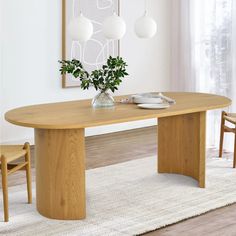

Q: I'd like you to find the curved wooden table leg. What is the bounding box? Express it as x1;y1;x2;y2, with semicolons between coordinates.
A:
35;128;86;220
158;112;206;188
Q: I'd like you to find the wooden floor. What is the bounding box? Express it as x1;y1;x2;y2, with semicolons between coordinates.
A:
1;126;236;235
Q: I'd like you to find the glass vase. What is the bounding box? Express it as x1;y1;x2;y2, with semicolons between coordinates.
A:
92;90;115;108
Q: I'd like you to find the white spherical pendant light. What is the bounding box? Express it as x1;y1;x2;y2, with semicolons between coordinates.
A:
135;14;157;39
68;13;93;43
102;13;126;40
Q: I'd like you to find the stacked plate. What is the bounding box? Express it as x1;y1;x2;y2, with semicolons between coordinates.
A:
132;93;174;109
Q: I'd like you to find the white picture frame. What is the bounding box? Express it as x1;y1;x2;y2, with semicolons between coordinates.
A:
62;0;120;88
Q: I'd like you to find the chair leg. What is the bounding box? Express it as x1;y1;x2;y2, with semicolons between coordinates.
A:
234;132;236;168
23;143;32;204
1;155;9;222
219;111;225;157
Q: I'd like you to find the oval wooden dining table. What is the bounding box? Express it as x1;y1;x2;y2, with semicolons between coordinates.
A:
5;92;231;220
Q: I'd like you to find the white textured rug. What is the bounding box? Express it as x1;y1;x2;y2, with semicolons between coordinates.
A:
1;154;236;236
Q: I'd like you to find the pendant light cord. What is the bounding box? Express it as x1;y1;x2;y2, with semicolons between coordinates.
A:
145;0;147;15
112;0;115;14
79;0;82;15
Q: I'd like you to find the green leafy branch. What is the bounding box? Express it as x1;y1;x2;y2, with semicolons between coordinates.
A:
59;56;129;93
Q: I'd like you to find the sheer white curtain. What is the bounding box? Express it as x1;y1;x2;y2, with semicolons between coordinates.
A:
171;0;236;151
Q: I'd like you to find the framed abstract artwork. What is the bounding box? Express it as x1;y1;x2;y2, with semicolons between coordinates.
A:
62;0;120;88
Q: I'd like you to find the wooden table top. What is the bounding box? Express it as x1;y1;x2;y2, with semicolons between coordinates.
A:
5;92;231;129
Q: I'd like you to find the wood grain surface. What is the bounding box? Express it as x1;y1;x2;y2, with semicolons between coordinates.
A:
5;92;231;129
35;128;86;220
158;112;206;187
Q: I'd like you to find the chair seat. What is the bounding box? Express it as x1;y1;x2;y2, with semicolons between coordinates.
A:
224;113;236;124
0;145;27;163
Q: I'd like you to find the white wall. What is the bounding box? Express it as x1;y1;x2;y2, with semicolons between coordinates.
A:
0;0;171;144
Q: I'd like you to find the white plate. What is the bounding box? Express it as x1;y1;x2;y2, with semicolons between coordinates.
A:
138;103;170;109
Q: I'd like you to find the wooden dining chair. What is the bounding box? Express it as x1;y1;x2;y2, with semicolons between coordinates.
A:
219;111;236;168
0;142;32;222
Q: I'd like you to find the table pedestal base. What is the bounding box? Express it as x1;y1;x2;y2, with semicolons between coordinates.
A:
35;128;86;220
158;112;206;188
